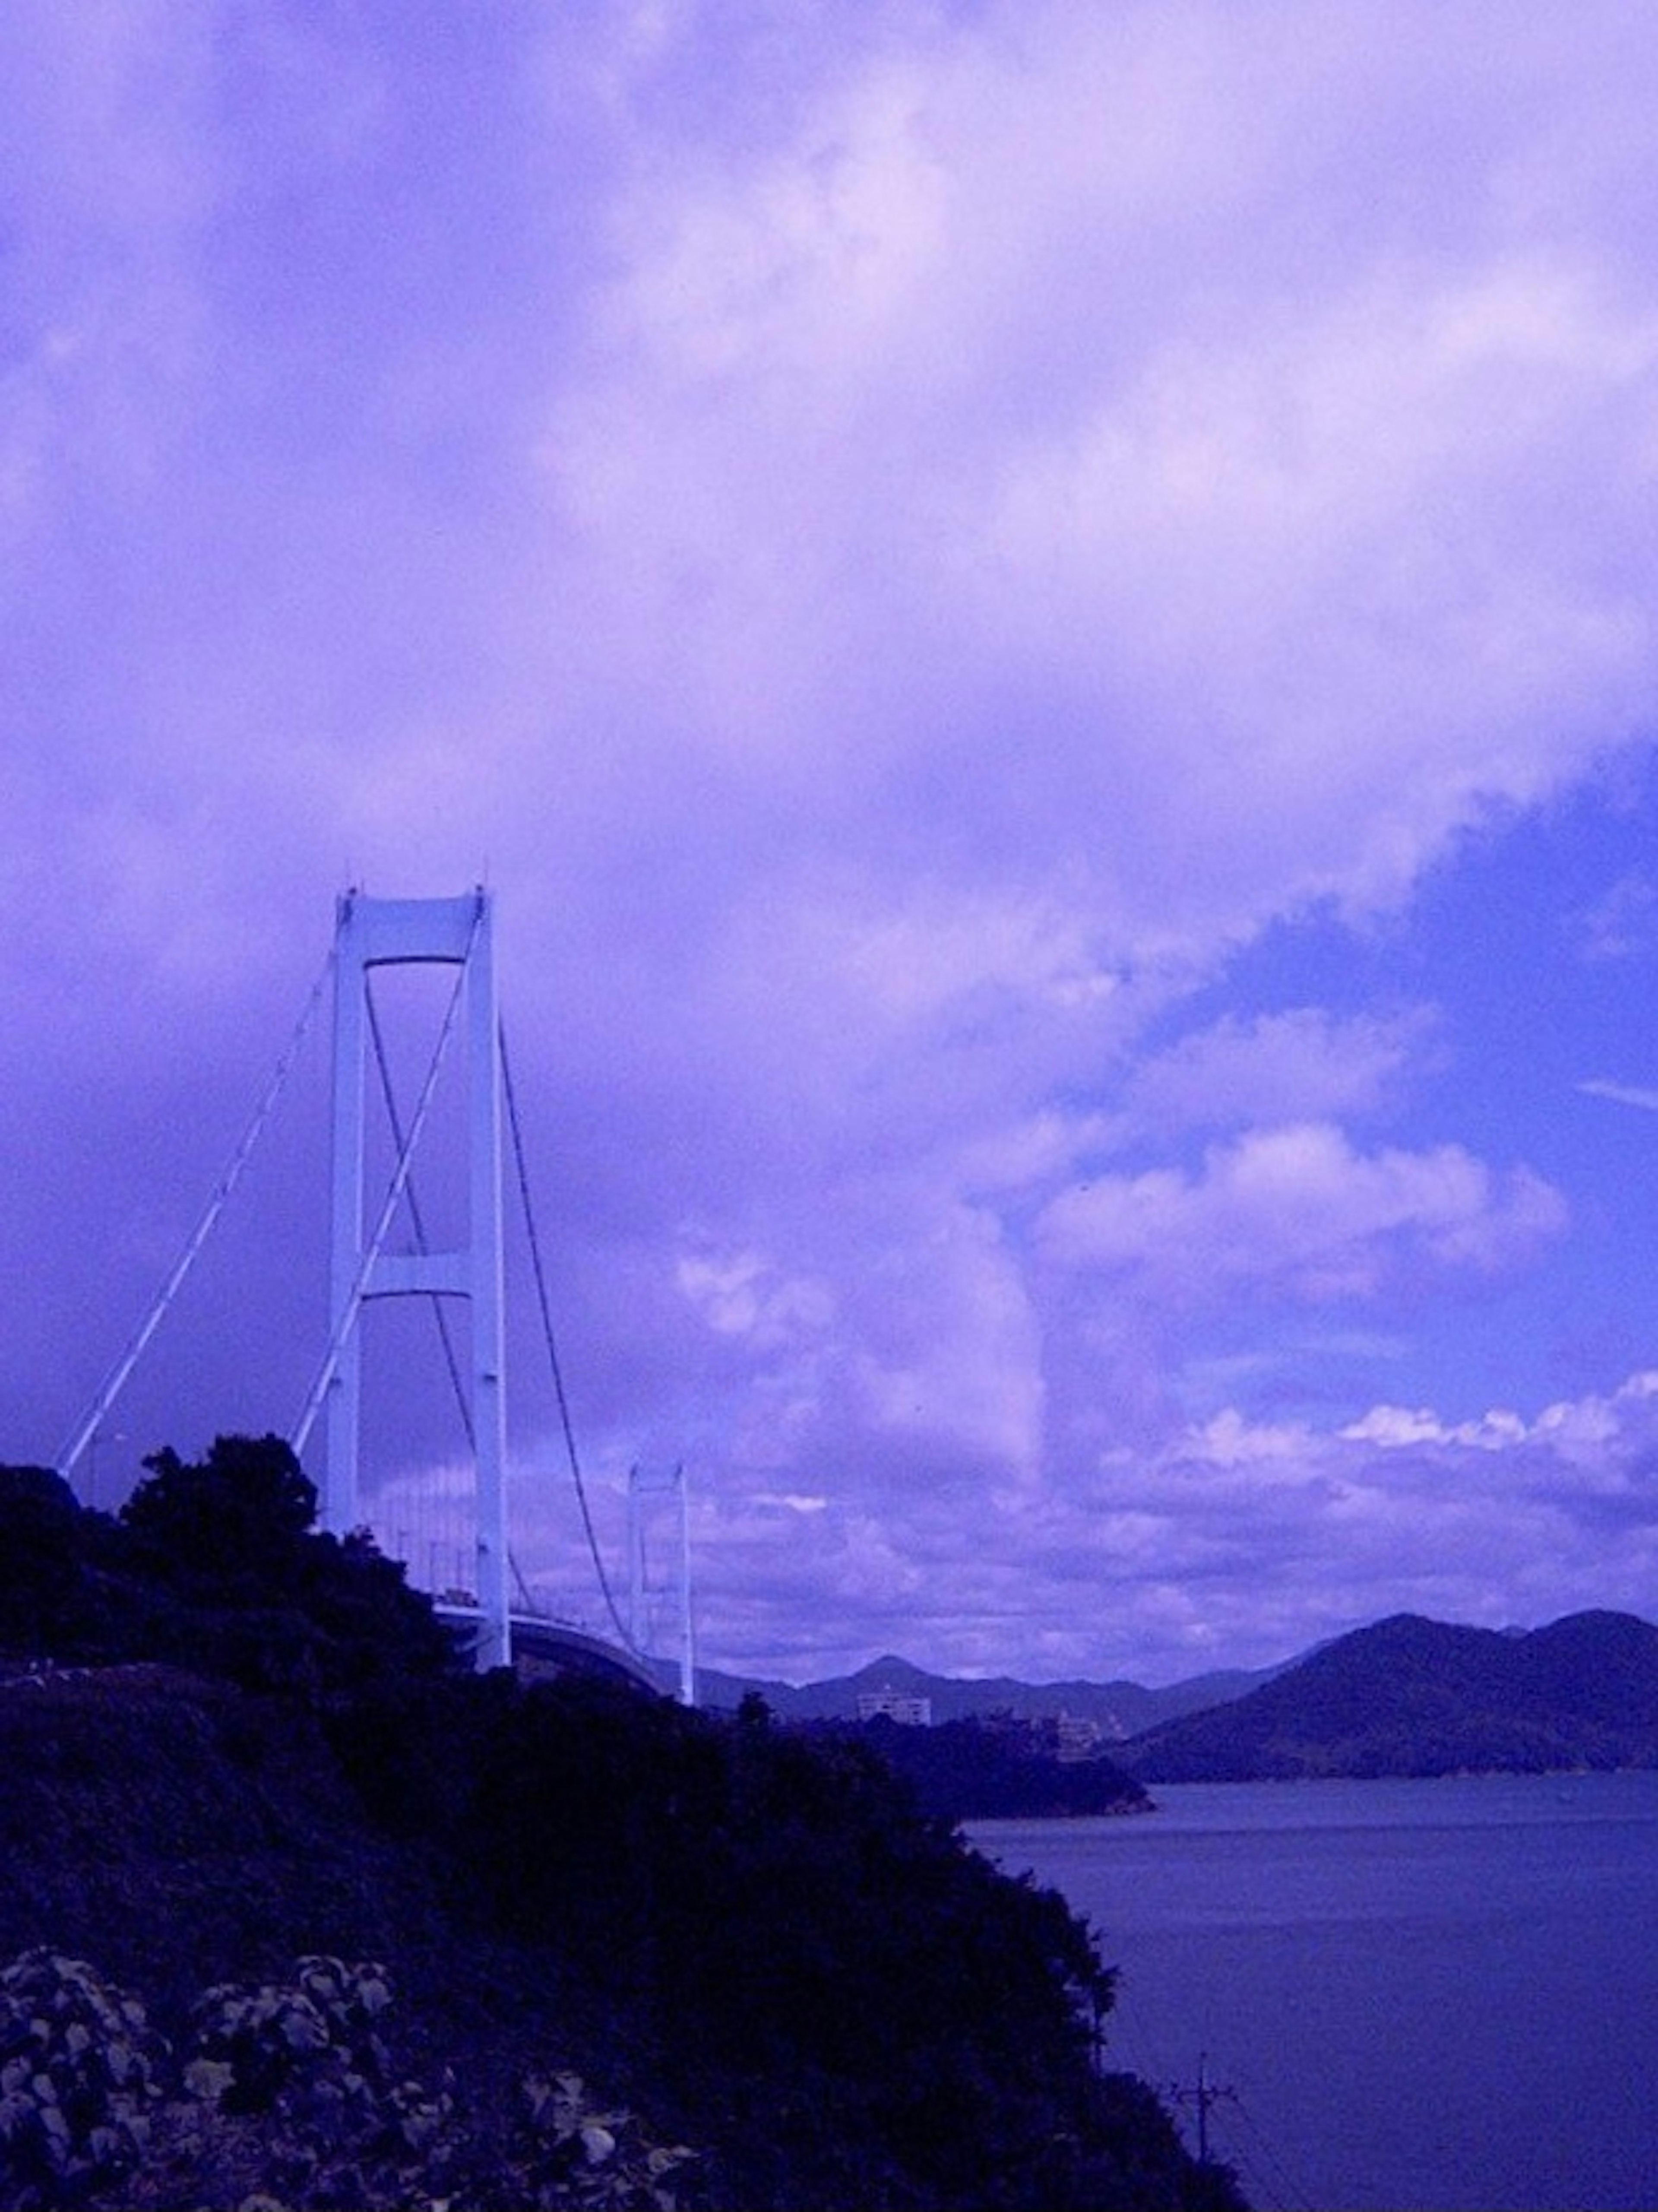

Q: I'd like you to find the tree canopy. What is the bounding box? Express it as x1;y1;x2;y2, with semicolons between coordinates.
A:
0;1435;458;1695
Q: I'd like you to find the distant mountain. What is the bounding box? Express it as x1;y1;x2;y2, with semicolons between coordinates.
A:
677;1649;1283;1736
1119;1610;1658;1782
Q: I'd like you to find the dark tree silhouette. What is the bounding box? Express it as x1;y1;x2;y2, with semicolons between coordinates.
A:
121;1432;317;1578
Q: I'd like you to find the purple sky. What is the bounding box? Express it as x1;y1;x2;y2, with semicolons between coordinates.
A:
9;3;1658;1684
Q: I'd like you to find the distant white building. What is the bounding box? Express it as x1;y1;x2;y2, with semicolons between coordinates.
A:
1054;1711;1103;1762
857;1683;933;1727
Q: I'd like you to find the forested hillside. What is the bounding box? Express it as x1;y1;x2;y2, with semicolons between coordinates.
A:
1123;1609;1658;1781
820;1711;1152;1819
690;1652;1276;1735
0;1442;1241;2212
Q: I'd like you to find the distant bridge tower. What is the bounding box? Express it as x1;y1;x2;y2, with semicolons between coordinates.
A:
629;1462;695;1705
299;890;510;1672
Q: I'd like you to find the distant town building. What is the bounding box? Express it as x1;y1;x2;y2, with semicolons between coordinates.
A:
857;1683;933;1727
1054;1711;1103;1762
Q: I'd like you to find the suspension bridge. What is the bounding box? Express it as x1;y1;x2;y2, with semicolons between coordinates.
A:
54;889;693;1699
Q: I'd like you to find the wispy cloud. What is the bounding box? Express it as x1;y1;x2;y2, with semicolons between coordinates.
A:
1579;1080;1658;1113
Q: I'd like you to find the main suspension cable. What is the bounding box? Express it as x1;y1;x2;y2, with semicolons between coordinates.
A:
344;969;535;1611
365;988;534;1608
499;1020;634;1649
57;947;335;1480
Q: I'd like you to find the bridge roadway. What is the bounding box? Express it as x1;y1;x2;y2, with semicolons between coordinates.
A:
434;1604;664;1694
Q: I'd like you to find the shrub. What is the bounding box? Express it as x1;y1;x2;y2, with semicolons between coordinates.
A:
0;1950;167;2206
188;1955;396;2122
0;1948;702;2212
500;2070;697;2211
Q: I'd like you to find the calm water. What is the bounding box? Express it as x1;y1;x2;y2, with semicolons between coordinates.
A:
972;1773;1658;2212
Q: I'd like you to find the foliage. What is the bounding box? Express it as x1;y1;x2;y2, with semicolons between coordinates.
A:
174;1954;459;2208
0;1950;167;2207
0;1473;84;1657
121;1436;318;1580
841;1711;1152;1819
0;1949;699;2212
501;2070;697;2211
0;1436;1243;2209
189;1955;397;2119
0;1439;460;1697
1124;1608;1658;1781
462;1675;1179;2207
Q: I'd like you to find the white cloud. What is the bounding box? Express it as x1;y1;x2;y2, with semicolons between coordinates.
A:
1579;1079;1658;1114
543;3;1658;956
676;1244;834;1350
9;3;1658;1681
1038;1123;1566;1305
1117;1008;1430;1139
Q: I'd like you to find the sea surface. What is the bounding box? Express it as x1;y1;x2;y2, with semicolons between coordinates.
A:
971;1772;1658;2212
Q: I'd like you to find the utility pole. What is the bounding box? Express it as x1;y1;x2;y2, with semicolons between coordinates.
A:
1169;2054;1236;2166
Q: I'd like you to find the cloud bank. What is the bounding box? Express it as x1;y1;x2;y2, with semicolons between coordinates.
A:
6;2;1658;1678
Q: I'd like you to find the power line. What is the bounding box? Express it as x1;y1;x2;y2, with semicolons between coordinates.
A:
1226;2092;1320;2212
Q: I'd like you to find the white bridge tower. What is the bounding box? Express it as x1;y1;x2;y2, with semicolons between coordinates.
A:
304;889;511;1671
629;1461;696;1706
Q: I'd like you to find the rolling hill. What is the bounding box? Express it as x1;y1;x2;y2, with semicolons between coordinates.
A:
683;1649;1281;1735
1119;1609;1658;1781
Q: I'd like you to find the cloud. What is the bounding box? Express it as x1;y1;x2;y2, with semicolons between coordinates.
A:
1114;1008;1431;1141
1038;1124;1566;1306
1579;1079;1658;1114
541;2;1658;953
6;3;1658;1681
1574;874;1658;963
536;1366;1658;1683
